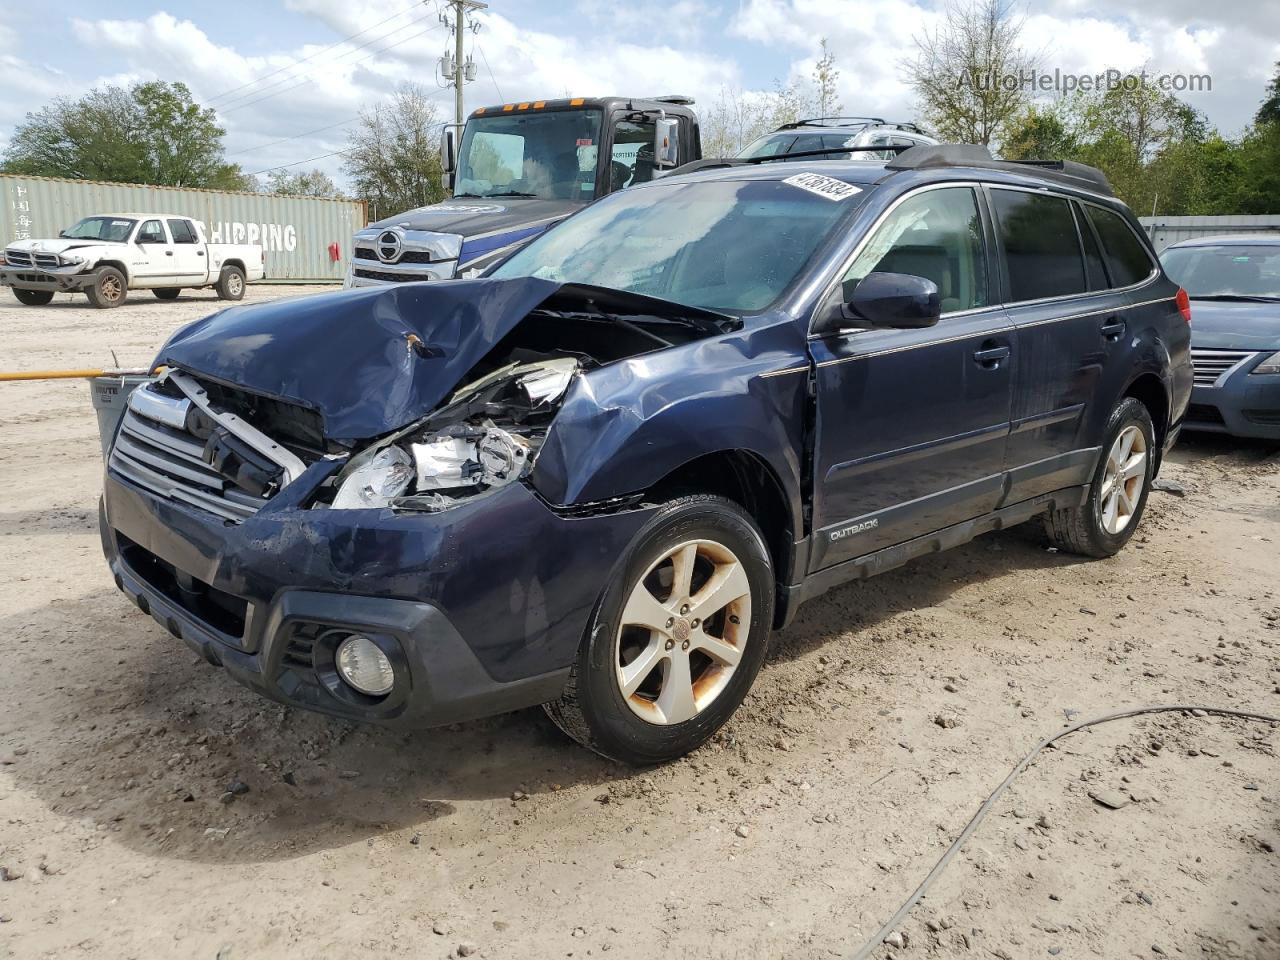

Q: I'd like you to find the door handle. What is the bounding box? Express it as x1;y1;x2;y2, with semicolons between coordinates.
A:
1100;317;1126;341
165;250;173;256
973;344;1011;369
196;251;205;257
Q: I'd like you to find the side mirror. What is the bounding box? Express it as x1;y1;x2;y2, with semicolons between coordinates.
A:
847;272;940;329
439;124;461;191
653;116;679;168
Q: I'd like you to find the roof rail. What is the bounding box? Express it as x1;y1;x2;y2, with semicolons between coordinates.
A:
885;144;1114;196
666;144;912;178
648;94;695;105
777;116;886;130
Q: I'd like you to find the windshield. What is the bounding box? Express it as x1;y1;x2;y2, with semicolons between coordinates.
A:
63;216;135;242
455;110;603;202
491;178;863;312
1161;244;1280;299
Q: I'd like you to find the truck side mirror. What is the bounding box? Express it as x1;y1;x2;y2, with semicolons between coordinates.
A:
653;117;679;169
440;124;461;191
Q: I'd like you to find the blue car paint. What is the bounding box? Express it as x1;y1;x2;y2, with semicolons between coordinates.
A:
101;158;1192;730
1182;300;1280;440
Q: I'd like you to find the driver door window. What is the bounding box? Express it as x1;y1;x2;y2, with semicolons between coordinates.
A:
607;120;657;194
842;187;988;315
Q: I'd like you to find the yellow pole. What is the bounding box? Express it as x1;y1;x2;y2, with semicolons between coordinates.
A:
0;368;157;382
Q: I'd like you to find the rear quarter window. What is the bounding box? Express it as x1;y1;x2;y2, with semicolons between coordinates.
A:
992;190;1086;302
1085;205;1155;288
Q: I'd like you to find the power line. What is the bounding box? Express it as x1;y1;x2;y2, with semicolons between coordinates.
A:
476;43;503;103
226;117;361;157
219;22;443;116
246;150;347;177
215;11;441;112
206;4;424;105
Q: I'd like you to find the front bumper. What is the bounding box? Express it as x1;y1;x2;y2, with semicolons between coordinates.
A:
1184;362;1280;440
0;266;92;291
101;461;654;727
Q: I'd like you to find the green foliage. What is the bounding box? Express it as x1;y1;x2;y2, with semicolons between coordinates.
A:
261;167;343;198
2;81;249;189
342;82;445;221
1258;62;1280;127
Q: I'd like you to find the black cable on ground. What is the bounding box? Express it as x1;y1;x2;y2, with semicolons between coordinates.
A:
849;704;1280;960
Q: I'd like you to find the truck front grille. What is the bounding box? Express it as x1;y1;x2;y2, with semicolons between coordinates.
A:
3;249;60;269
4;249;33;267
109;409;272;523
1190;348;1256;387
354;267;426;283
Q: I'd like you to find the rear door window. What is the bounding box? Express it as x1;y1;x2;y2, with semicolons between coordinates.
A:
1085;205;1155;288
1073;202;1109;291
167;219;198;244
992;190;1086;302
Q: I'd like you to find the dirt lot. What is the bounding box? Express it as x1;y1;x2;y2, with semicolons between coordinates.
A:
1;284;1277;960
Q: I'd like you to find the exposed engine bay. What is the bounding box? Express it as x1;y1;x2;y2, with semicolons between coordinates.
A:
315;303;726;513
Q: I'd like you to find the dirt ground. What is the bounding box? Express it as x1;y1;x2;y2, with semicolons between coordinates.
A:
0;284;1277;960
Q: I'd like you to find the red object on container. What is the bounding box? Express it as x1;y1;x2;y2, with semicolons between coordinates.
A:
328;242;340;263
1175;287;1191;324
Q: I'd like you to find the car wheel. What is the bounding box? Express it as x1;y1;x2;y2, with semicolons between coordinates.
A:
153;288;181;300
544;495;774;765
215;266;245;301
1045;396;1156;558
85;267;127;309
13;288;54;306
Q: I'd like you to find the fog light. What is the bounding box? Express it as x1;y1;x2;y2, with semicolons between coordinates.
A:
335;635;395;696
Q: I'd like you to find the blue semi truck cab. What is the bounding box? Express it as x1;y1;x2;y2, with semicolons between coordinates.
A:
344;95;701;287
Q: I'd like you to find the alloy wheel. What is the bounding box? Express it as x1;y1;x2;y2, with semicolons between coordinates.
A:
1099;424;1147;535
101;275;122;302
614;539;752;725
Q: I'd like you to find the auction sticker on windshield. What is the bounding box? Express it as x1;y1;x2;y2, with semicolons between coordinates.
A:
782;173;862;202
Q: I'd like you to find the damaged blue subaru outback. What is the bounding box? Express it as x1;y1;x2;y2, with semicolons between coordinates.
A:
101;145;1192;765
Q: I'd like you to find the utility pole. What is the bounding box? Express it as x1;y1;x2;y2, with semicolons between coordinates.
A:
440;0;486;127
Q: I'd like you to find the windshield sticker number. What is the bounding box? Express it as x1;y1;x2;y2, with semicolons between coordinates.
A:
782;173;862;202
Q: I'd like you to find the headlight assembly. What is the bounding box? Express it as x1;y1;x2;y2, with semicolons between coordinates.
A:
331;446;414;509
1252;351;1280;375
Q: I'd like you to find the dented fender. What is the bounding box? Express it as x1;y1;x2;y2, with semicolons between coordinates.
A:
529;314;812;537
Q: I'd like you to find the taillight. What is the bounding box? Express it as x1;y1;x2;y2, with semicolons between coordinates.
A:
1175;287;1191;324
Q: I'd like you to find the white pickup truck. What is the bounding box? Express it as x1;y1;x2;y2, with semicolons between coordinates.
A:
0;214;265;308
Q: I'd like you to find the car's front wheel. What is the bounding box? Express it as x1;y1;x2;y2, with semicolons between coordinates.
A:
545;495;774;765
1045;396;1156;557
85;267;127;309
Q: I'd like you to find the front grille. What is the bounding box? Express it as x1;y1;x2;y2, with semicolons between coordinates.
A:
354;250;433;265
353;268;428;283
109;408;271;523
3;250;60;269
354;246;377;260
1190;348;1256;387
33;252;59;268
1185;403;1225;425
1244;409;1280;425
5;249;33;267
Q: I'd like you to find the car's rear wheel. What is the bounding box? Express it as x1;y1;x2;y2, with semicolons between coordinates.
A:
1045;396;1155;558
215;265;245;301
153;288;181;300
13;288;54;306
85;267;127;309
544;495;774;765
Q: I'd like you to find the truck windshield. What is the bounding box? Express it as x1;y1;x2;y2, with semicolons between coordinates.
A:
491;178;862;312
1161;244;1280;300
63;217;136;242
455;110;602;202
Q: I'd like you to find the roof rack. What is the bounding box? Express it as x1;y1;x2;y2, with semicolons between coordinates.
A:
885;144;1114;196
648;94;695;105
667;144;912;178
778;116;885;130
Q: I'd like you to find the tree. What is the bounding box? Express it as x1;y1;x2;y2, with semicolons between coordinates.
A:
1;81;248;189
907;0;1035;147
261;168;342;198
1257;61;1280;127
813;38;842;118
343;82;445;221
999;103;1079;160
700;87;778;156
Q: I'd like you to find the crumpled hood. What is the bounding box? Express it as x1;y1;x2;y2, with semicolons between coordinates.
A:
1188;300;1280;351
372;197;581;239
158;278;562;443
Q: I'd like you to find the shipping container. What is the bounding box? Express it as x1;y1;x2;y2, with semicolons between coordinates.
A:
1140;214;1280;252
1;174;366;282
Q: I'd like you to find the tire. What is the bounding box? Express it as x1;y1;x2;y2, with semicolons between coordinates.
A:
1045;396;1156;558
13;288;54;306
85;267;127;309
153;288;181;300
215;265;245;301
544;495;775;765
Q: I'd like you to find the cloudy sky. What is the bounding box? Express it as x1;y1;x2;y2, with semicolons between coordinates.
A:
2;0;1276;188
